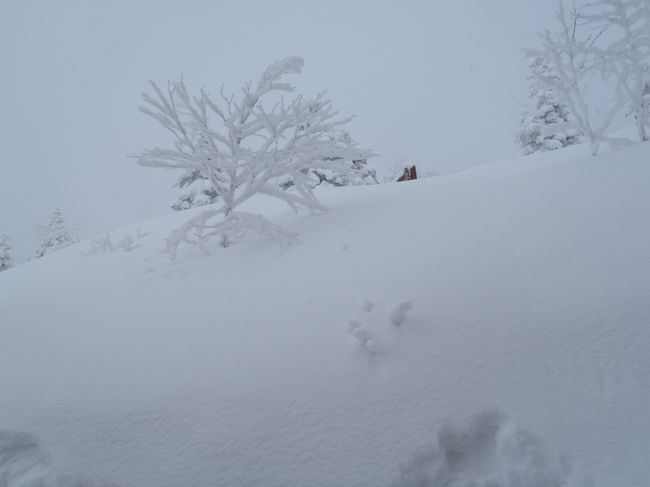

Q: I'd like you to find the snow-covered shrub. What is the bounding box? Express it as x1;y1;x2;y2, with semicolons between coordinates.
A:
392;412;573;487
516;56;583;155
34;209;78;259
0;233;14;272
278;157;378;190
117;234;137;252
85;233;138;256
85;233;114;255
136;56;372;256
171;168;219;211
278;131;377;190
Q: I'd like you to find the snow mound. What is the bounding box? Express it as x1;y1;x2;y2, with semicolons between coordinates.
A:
2;143;650;486
393;412;575;487
389;300;413;326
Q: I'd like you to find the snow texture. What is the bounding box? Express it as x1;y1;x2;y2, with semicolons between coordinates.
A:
392;412;575;487
389;300;413;326
361;298;375;312
1;142;650;486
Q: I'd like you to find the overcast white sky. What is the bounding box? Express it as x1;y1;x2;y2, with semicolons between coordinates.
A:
1;0;555;260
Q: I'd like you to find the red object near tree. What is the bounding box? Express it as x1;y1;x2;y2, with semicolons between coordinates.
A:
397;165;417;182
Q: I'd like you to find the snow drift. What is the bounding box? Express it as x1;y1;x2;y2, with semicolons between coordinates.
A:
1;143;649;486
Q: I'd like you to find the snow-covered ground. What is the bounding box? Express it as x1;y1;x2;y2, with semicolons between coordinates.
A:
1;144;649;486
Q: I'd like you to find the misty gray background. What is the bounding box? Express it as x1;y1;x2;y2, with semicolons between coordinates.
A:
1;0;554;261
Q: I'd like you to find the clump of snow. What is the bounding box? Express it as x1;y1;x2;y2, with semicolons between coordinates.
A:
364;339;380;355
352;326;372;341
347;319;362;334
392;412;574;487
389;300;413;326
361;298;375;312
347;319;378;354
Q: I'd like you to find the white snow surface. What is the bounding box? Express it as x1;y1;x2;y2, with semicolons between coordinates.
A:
1;144;650;486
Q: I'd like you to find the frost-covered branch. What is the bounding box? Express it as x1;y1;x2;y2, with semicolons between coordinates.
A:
136;57;372;256
582;0;650;141
531;0;649;155
533;1;628;155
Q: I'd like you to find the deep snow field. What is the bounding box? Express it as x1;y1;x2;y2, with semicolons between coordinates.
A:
1;144;649;486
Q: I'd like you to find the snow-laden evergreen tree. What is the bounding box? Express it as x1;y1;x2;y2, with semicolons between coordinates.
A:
582;0;650;142
516;56;583;155
0;233;14;271
34;209;78;258
278;131;377;190
137;56;372;255
171;169;219;211
169;132;220;211
172;131;376;211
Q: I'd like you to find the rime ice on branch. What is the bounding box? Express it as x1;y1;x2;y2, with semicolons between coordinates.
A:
136;56;372;256
530;0;649;155
581;0;650;143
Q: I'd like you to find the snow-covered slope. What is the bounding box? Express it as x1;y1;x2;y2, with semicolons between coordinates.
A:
1;144;649;487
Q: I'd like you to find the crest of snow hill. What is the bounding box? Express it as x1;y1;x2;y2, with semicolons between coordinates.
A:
3;0;648;265
134;0;650;259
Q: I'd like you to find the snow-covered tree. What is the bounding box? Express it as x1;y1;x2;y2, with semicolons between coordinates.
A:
173;133;376;211
277;131;377;189
582;0;650;142
171;168;219;211
35;209;78;258
0;233;14;271
136;56;372;255
516;56;584;155
533;1;634;155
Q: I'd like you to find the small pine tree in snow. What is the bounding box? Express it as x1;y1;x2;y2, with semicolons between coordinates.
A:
171;168;219;211
516;56;583;155
173;134;377;211
0;233;14;271
35;209;78;258
278;131;378;190
136;56;372;255
278;157;377;190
